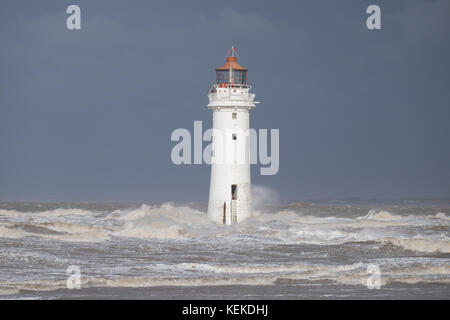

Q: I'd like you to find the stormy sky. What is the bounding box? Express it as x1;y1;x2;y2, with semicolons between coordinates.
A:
1;0;449;202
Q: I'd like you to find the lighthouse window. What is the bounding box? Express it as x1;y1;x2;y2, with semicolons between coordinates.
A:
216;70;229;84
232;113;237;119
217;70;247;84
232;134;237;140
231;185;238;200
232;70;247;85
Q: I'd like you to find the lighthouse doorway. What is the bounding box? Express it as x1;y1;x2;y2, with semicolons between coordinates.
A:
231;184;238;200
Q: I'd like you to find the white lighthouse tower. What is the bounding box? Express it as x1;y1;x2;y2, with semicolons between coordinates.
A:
207;47;258;225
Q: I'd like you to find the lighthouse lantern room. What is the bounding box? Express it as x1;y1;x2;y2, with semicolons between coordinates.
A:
207;47;258;225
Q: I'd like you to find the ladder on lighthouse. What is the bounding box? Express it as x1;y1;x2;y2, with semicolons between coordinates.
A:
231;200;237;224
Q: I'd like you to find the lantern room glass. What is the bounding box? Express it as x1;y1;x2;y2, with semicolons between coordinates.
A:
216;70;247;85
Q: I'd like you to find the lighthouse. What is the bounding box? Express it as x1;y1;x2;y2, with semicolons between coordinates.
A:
207;47;258;225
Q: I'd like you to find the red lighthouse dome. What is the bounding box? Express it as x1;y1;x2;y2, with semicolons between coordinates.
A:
216;47;247;86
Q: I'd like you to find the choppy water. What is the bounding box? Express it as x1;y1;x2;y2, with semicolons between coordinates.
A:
0;200;449;299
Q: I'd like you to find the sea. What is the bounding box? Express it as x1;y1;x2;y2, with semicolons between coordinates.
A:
0;199;449;299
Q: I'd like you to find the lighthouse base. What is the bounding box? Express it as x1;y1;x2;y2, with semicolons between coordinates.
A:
207;182;252;225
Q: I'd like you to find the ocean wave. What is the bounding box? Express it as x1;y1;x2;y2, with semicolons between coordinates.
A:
435;212;450;220
0;204;448;246
0;221;111;242
358;210;403;221
382;237;450;253
0;225;28;239
0;208;96;218
1;261;448;295
0;250;71;268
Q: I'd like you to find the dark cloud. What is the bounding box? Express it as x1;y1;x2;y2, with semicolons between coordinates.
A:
0;0;449;202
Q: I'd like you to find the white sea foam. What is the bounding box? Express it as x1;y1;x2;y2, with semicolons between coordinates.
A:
0;225;28;239
1;202;448;299
116;222;187;239
0;260;448;295
0;208;95;218
435;212;450;220
382;237;450;253
0;204;448;249
358;209;403;221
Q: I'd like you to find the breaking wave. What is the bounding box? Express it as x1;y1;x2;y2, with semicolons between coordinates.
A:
0;204;448;253
1;260;448;295
0;201;449;298
359;210;403;221
382;237;450;253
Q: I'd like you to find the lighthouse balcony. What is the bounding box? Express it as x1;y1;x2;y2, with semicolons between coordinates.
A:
207;84;256;108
